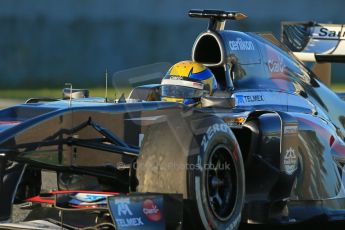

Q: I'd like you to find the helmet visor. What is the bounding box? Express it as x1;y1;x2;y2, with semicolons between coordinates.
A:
161;85;206;99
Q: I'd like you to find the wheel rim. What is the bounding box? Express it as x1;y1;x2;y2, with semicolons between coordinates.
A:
206;145;237;221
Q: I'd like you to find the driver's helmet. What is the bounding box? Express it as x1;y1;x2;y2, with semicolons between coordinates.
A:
161;61;217;106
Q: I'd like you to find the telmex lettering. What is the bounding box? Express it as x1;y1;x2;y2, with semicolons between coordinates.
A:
244;95;264;103
318;27;345;38
236;95;264;104
229;38;255;51
117;218;144;227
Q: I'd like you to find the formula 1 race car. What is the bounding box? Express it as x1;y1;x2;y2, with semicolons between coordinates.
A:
1;9;345;230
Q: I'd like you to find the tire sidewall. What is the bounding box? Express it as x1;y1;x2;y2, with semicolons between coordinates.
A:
192;122;245;230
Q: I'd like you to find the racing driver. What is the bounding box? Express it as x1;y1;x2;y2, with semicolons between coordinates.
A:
161;60;218;106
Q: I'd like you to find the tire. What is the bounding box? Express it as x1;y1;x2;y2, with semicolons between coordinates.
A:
136;115;245;230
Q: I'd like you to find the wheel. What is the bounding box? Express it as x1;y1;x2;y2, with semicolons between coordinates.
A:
136;114;245;230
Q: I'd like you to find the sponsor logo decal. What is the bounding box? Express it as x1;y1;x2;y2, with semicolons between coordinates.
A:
283;147;298;175
236;95;264;104
142;199;162;221
244;95;264;103
116;199;133;216
284;125;298;134
201;123;231;152
265;44;289;84
236;95;245;104
115;198;144;227
116;217;144;227
169;75;183;80
229;38;255;51
268;56;286;73
318;27;345;38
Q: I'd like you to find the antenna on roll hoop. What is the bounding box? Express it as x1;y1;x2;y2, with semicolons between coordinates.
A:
105;68;108;102
188;9;247;31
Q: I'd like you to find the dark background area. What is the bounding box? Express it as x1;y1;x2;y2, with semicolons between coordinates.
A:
1;0;345;88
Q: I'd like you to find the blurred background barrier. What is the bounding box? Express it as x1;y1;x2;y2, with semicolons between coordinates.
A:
0;0;345;89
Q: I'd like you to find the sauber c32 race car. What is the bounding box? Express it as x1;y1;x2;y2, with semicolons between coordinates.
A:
1;9;345;230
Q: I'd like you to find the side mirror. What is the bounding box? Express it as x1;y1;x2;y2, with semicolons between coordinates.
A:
128;84;161;101
201;96;235;108
62;88;89;100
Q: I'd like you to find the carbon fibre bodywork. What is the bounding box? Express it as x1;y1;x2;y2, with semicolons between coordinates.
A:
1;9;345;229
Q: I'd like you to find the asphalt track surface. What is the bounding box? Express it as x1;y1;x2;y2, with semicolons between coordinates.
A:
2;100;345;229
12;171;58;222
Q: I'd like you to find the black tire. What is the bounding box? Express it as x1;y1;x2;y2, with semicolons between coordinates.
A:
136;115;245;230
189;125;245;230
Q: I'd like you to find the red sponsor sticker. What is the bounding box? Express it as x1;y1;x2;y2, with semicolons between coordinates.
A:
142;199;162;221
0;121;21;124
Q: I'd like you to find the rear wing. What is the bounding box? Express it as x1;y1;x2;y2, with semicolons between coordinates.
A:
281;22;345;85
282;22;345;62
